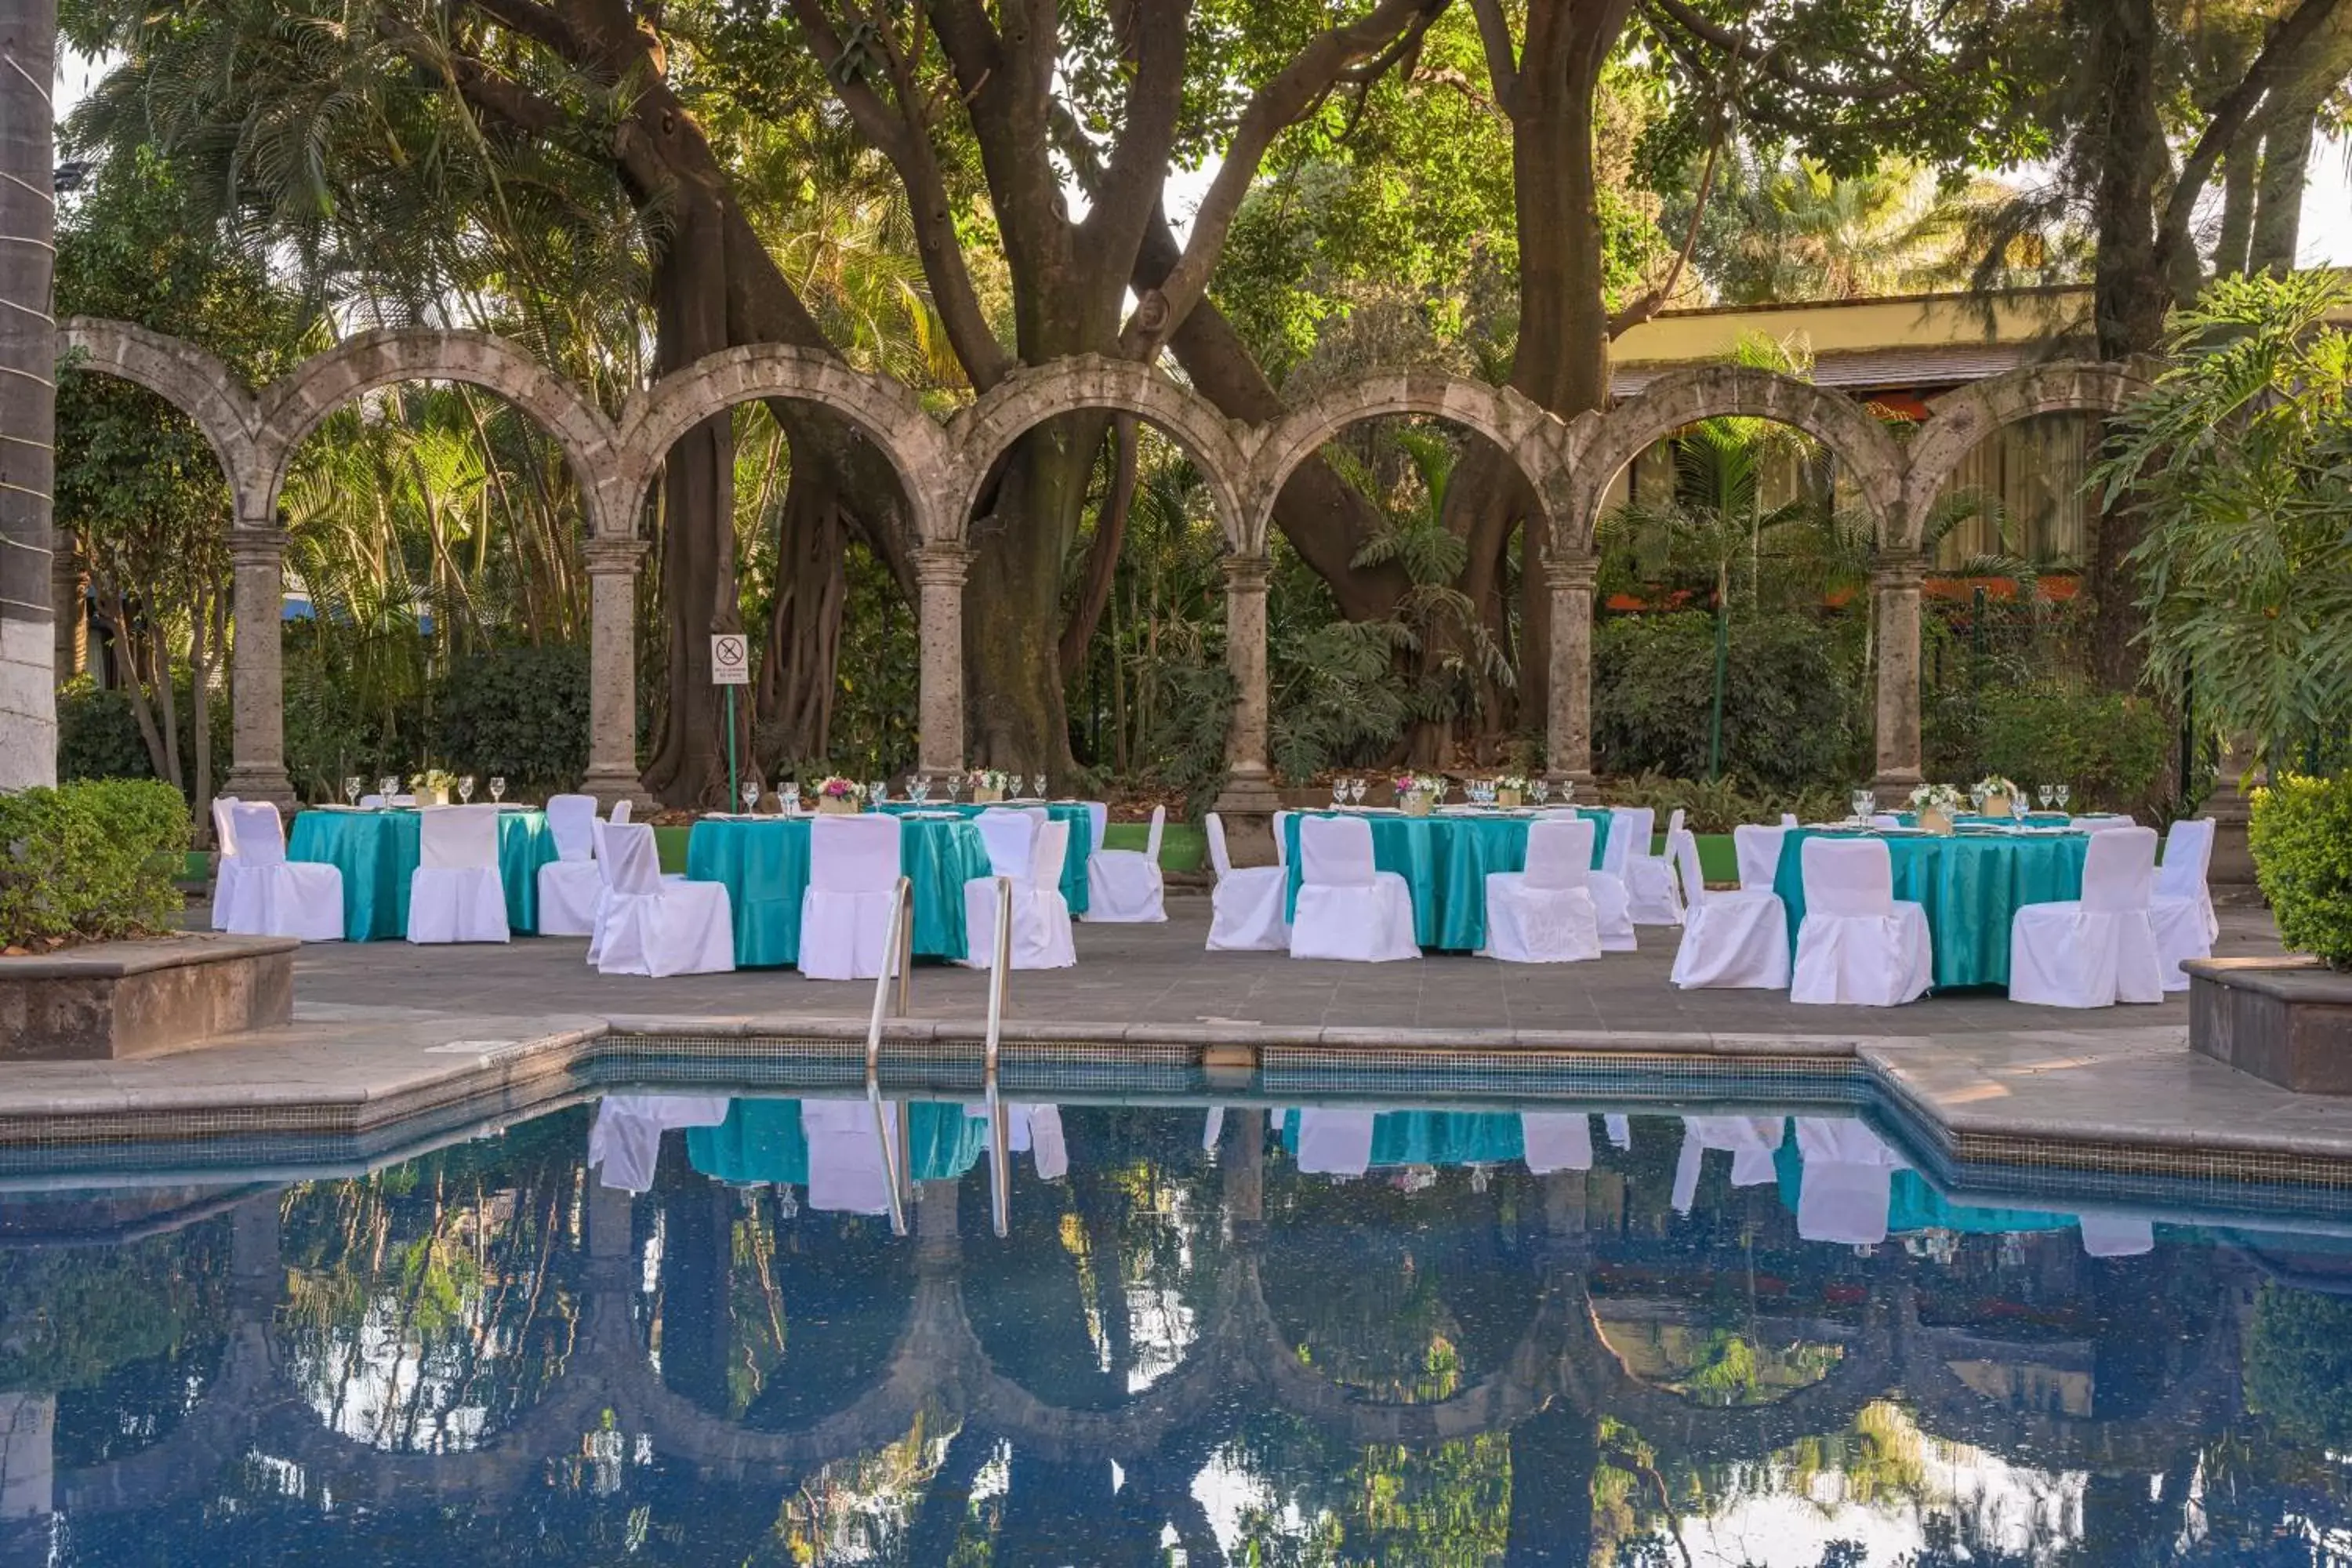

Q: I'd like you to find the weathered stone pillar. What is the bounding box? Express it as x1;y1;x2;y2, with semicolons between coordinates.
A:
580;536;646;808
1872;550;1925;801
2205;736;2264;906
1544;554;1597;786
221;525;292;806
1214;553;1279;816
913;544;969;775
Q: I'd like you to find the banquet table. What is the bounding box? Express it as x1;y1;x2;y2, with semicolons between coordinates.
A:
878;799;1094;913
288;806;557;942
1279;808;1616;952
688;1098;990;1184
685;813;994;967
1278;1109;1527;1167
1770;826;2092;990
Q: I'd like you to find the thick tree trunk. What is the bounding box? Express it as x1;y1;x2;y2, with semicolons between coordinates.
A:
755;460;848;768
2249;111;2314;274
2213;135;2258;277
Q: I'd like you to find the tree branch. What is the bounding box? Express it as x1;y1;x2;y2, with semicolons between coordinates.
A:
1080;0;1195;254
1641;0;1933;102
1467;0;1520;114
1609;131;1720;335
1119;0;1450;357
459;0;578;56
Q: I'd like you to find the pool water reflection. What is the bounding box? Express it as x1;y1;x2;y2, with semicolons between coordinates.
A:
5;1096;2352;1566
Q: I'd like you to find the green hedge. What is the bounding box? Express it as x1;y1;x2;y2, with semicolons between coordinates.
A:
2251;772;2352;968
0;779;191;947
1964;681;2173;815
1592;612;1867;793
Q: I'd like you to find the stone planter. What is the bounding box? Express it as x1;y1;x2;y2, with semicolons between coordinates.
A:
0;935;296;1061
2187;956;2352;1093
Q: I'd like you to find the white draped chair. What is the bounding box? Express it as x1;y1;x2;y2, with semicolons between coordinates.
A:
1289;815;1418;963
800;814;905;980
358;794;386;810
535;793;604;937
1520;1112;1595;1174
1084;804;1167;923
973;808;1037;879
2077;1213;2155;1257
2151;816;2219;991
1083;801;1108;852
608;798;633;824
2008;825;2165;1008
216;802;345;942
1626;806;1686;926
1671;1116;1785;1213
1868;813;1904;830
1481;816;1600;963
1205;811;1290;951
1790;837;1933;1006
1795;1118;1905;1245
407;804;510;944
1294;1109;1376;1175
1587;808;1646;953
590;822;735;976
2076;813;2138;832
1668;829;1791;989
588;1094;731;1192
209;796;245;930
802;1098;897;1214
962;817;1077;970
1734;822;1788;892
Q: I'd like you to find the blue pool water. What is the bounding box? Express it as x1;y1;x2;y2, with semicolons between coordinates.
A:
5;1091;2351;1566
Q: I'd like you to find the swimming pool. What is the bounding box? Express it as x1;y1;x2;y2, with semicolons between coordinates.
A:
5;1089;2349;1566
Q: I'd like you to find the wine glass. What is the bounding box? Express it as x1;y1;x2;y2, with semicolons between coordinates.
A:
1969;783;1988;815
458;775;476;804
741;779;761;815
488;776;506;804
2009;793;2030;829
2053;782;2071;813
2035;784;2054;811
343;775;362;808
1031;773;1048;800
1348;777;1367;806
1851;789;1875;826
379;775;400;806
1530;779;1550;808
911;775;931;806
782;782;801;815
1559;779;1575;806
866;779;885;807
1330;777;1348;809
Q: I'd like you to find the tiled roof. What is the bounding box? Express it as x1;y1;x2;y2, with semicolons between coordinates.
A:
1612;341;2037;399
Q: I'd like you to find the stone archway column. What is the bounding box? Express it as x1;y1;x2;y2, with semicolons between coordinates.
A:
580;537;646;807
1544;554;1598;787
1871;550;1926;801
221;524;292;806
1214;554;1279;815
913;544;969;775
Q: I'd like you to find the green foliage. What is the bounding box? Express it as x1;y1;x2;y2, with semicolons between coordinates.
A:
2246;1285;2352;1446
2249;773;2352;968
55;676;234;794
1592;612;1869;793
0;1228;229;1393
2097;273;2352;764
0;780;192;948
430;644;593;792
1950;679;2172;815
1608;770;1849;836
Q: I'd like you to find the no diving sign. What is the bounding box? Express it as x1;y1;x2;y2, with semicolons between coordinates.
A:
710;633;750;686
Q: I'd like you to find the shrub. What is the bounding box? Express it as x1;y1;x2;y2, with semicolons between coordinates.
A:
2246;1285;2352;1448
430;644;591;792
0;779;191;948
1606;770;1846;834
1970;681;2172;815
2249;772;2352;967
55;675;234;797
1592;612;1867;793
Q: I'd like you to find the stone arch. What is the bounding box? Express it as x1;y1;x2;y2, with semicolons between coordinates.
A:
58;318;270;517
1247;370;1581;557
611;343;954;546
1899;359;2149;543
1566;365;1907;554
945;354;1255;552
253;328;620;532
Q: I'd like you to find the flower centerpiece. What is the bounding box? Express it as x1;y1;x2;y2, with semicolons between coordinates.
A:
815;775;862;815
969;768;1008;804
1909;782;1963;834
1973;775;2021;818
1394;772;1434;816
410;768;456;808
1493;774;1529;809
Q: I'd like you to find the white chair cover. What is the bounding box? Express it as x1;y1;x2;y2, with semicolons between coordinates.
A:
1295;1109;1376;1175
588;1094;731;1192
1084;804;1167;923
1520;1112;1595;1174
1669;829;1791;989
1780;812;1800;829
2075;813;2137;832
407;805;510;944
1016;1104;1069;1179
217;802;345;942
1790;837;1933;1006
1272;810;1292;866
534;793;604;937
1625;806;1685;926
1289;816;1418;962
358;794;386;810
803;1098;897;1214
1794;1118;1904;1246
1733;823;1788;892
1671;1116;1785;1213
1868;813;1903;830
1605;1114;1632;1150
608;798;633;825
800;814;905;980
209;796;244;930
974;808;1037;877
2008;825;2165;1007
592;822;736;976
1083;801;1108;851
1483;817;1600;963
1587;808;1642;952
1205;812;1290;951
2077;1213;2155;1258
2151;816;2219;991
961;818;1077;970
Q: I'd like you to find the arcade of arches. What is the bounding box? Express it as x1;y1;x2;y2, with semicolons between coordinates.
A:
56;320;2146;815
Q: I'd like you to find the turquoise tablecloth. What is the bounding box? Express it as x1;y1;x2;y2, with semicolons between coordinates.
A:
880;800;1093;913
1893;811;2074;829
688;1098;991;1184
1279;808;1615;951
287;808;556;942
1279;1110;1526;1167
685;815;993;967
1770;827;2091;990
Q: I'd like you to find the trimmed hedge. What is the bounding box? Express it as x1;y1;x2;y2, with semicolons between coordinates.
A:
0;779;191;948
2250;772;2352;968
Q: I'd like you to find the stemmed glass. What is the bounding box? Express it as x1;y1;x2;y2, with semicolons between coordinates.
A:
2036;784;2055;811
742;779;762;815
1530;779;1550;808
1348;778;1367;807
1432;777;1450;808
379;775;400;806
782;782;801;815
458;775;476;804
1032;773;1049;800
1851;789;1875;826
1969;783;1988;815
2053;783;2071;813
1331;777;1348;809
343;776;362;808
2009;793;2030;829
488;776;506;805
1558;779;1575;806
911;775;931;806
869;779;889;806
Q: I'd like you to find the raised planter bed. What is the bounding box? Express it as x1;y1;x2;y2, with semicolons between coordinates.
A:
2187;956;2352;1094
0;935;296;1062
